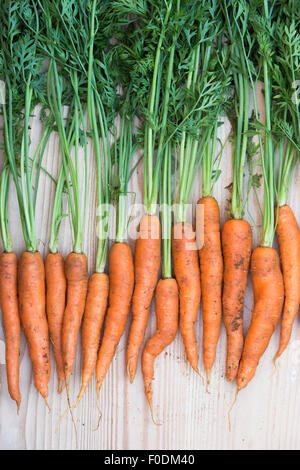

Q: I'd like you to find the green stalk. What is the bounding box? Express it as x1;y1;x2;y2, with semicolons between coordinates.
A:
161;143;172;280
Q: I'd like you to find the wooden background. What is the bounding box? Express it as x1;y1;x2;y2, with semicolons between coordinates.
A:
0;87;300;450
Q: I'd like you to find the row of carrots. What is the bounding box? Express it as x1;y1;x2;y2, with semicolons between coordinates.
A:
0;199;299;417
0;0;299;425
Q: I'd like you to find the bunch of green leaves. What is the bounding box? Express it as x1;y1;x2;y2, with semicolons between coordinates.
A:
0;0;53;252
271;0;300;207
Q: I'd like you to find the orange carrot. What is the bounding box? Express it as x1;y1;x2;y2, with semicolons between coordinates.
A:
96;242;134;393
172;223;201;373
142;278;178;419
62;253;88;388
222;219;252;381
237;247;284;389
45;252;66;394
197;196;223;382
76;272;109;404
18;251;50;401
0;252;21;410
126;215;161;383
274;205;300;360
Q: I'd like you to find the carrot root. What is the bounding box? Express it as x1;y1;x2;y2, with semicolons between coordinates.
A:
142;278;178;417
172;223;201;373
274;205;300;360
197;197;223;378
0;252;21;409
126;215;161;383
237;247;284;389
222;219;252;382
97;242;134;389
18;251;50;400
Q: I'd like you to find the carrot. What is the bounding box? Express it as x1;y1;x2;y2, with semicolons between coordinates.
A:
18;251;50;401
142;278;178;419
172;223;201;373
197;196;223;382
76;272;109;404
45;253;66;394
274;205;300;360
126;215;161;383
96;242;134;393
237;247;284;389
0;252;21;411
222;219;252;381
62;253;88;388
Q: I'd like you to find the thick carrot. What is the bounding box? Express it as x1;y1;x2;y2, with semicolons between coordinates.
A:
0;252;21;410
76;272;109;404
222;219;252;381
172;223;201;373
274;205;300;360
45;253;66;394
18;251;50;400
126;215;161;383
62;253;88;388
197;196;223;381
142;278;178;418
237;247;284;389
96;242;134;393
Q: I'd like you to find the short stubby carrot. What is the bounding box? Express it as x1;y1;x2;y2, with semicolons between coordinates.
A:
197;196;223;381
45;252;66;394
97;242;134;393
62;253;88;388
222;219;252;382
126;215;161;383
142;278;178;419
0;252;21;410
237;247;284;390
18;251;50;400
274;205;300;360
172;223;201;373
77;272;109;404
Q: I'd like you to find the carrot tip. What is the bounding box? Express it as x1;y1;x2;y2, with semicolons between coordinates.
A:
58;380;64;395
148;399;162;426
44;398;51;413
194;367;205;385
74;383;87;409
127;361;136;384
16;400;21;415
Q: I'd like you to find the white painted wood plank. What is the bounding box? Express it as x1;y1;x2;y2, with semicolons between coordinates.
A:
0;96;299;450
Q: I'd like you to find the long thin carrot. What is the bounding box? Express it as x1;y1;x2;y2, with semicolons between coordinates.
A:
198;196;223;382
62;253;88;389
126;215;161;383
274;205;300;360
237;247;284;389
222;220;252;381
77;272;109;403
0;252;21;411
45;252;66;394
172;223;201;373
18;251;50;401
142;278;178;420
97;242;134;394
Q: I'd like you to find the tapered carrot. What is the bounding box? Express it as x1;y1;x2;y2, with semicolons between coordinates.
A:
237;247;284;389
62;253;88;388
197;196;223;382
18;251;50;401
97;242;134;394
0;252;21;411
172;223;201;373
142;278;178;419
126;215;161;383
274;205;300;360
76;272;109;404
222;219;252;381
45;253;66;393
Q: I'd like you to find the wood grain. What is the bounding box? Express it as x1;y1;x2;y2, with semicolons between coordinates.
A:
0;102;299;450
